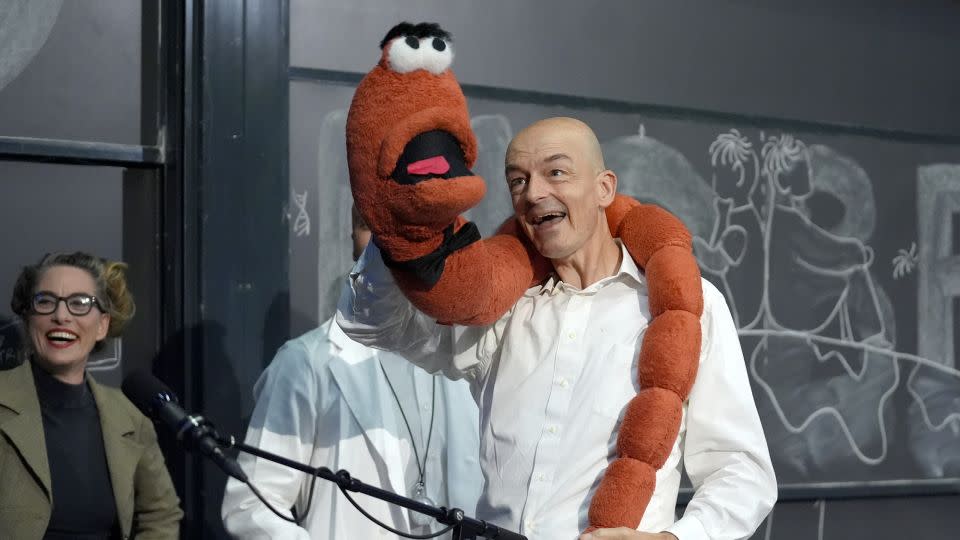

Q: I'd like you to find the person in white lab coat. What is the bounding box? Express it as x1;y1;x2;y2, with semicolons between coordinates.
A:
221;207;482;539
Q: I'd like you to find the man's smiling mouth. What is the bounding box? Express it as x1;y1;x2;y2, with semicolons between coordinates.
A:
530;211;567;227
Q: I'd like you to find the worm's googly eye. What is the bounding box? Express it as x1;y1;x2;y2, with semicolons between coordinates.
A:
421;38;453;74
387;36;454;74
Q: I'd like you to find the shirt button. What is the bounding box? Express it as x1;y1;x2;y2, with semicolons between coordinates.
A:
547;425;558;434
556;377;569;388
567;331;576;340
525;519;536;532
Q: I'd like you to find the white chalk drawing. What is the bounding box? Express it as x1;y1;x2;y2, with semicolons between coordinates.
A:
0;0;63;92
465;114;514;236
87;337;121;372
605;125;718;242
312;109;352;321
892;242;919;279
601;125;960;479
816;499;826;540
918;166;960;369
292;189;310;237
909;165;960;478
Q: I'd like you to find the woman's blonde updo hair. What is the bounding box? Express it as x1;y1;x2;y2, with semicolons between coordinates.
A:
10;252;136;352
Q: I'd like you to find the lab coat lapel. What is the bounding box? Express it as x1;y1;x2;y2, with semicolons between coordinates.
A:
326;323;407;497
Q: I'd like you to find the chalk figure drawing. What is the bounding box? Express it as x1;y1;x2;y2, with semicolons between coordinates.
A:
601;126;960;482
292;189;310;237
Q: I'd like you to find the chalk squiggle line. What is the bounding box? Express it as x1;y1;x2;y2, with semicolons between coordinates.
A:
748;332;899;465
747;328;960;464
742;329;960;376
906;363;960;433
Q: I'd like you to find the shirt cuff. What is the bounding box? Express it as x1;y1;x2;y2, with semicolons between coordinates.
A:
664;515;708;540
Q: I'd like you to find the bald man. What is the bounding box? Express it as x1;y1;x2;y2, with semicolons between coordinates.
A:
338;117;777;540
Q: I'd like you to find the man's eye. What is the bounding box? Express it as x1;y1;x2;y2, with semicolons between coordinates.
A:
550;169;565;177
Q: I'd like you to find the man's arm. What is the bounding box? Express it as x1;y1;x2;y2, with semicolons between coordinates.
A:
337;242;471;378
665;281;777;540
221;340;332;540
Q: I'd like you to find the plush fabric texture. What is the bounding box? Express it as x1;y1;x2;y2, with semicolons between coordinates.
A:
617;204;693;266
348;58;484;260
604;193;642;237
646;246;705;317
396;219;535;326
587;458;656;529
638;310;703;398
617;388;683;466
346;23;704;534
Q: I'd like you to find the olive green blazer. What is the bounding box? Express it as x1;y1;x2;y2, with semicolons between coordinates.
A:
0;361;183;539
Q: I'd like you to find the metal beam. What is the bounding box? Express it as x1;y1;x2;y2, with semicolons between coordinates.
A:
0;136;163;168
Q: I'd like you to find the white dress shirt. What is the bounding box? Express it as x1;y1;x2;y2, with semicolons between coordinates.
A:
337;242;777;540
221;319;482;539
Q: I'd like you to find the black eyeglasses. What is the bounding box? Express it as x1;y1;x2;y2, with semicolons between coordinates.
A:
32;292;103;316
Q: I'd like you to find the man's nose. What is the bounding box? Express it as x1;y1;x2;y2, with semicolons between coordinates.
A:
524;175;549;204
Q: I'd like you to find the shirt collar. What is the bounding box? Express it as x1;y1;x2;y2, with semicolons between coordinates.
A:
528;240;645;297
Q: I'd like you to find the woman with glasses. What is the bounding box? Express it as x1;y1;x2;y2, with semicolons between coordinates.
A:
0;252;183;539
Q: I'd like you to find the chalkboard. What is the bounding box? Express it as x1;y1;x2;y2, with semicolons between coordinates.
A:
288;77;960;497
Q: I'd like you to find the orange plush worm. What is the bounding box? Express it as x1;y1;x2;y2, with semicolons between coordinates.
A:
346;22;703;533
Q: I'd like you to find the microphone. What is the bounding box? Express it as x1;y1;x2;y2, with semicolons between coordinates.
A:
122;371;248;483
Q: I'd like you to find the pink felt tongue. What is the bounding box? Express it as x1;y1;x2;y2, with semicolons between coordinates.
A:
407;156;451;176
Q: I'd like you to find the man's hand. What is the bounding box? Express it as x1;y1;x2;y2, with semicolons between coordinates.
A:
578;528;678;540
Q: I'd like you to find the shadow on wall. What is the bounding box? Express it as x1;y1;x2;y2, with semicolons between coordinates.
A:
199;320;243;540
149;319;241;539
145;292;309;538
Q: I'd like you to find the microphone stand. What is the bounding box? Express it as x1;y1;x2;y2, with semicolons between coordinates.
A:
217;433;525;540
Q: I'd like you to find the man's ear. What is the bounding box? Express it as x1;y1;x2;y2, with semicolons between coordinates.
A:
597;169;617;208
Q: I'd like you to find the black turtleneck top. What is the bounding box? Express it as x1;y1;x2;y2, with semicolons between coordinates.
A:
32;362;120;540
